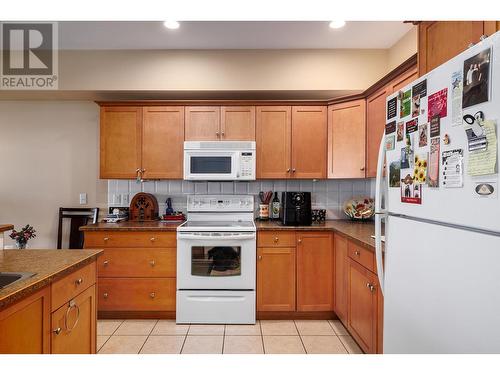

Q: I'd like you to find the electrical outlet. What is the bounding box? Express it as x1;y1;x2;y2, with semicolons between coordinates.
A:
79;193;87;205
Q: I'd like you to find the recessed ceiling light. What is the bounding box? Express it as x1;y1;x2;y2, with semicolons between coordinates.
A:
329;21;346;29
163;20;180;30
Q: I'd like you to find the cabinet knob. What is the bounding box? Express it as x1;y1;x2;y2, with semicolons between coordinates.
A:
273;236;279;243
103;237;109;241
298;239;302;244
150;292;156;299
103;293;108;299
354;250;360;256
75;278;83;285
366;283;375;293
149;260;156;267
221;130;225;137
360;167;365;171
103;260;109;267
292;168;296;173
216;131;220;137
53;327;62;335
258;255;262;260
286;168;291;173
150;237;156;242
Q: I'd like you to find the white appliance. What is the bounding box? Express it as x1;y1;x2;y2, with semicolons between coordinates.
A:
176;195;256;324
375;31;500;353
183;141;256;181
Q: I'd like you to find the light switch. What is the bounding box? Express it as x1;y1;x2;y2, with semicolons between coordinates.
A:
79;193;87;205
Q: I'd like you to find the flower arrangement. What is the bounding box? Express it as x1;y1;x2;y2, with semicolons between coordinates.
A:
9;224;36;249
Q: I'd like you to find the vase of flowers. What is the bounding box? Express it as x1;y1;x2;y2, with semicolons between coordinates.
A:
9;225;36;249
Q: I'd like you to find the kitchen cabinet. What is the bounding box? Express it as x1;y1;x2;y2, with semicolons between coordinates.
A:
418;21;495;75
333;234;348;325
100;106;142;179
347;259;379;354
328;100;366;178
0;286;51;354
221;106;256;140
184;106;220;141
142;106;184;179
291;106;327;178
296;232;333;311
256;247;296;312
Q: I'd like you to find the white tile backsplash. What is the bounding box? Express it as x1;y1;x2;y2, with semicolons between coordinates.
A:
107;178;375;219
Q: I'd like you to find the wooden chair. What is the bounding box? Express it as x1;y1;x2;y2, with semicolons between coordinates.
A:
57;207;99;249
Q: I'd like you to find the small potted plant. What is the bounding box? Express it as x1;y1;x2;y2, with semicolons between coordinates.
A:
10;224;36;249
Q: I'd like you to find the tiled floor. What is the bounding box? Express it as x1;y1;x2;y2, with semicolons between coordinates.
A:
97;319;363;354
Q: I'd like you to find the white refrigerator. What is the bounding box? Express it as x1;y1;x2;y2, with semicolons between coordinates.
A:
375;31;500;353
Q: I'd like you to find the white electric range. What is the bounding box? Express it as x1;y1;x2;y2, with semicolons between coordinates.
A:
176;195;256;324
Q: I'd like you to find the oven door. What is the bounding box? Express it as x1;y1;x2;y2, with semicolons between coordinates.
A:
184;150;238;180
177;232;256;290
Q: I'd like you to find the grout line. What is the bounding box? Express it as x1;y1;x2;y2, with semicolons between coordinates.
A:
259;320;266;354
222;325;226;354
293;320;307;354
180;325;191;354
326;319;339;336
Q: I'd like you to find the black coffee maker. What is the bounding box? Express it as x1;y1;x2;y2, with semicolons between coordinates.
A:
280;192;312;226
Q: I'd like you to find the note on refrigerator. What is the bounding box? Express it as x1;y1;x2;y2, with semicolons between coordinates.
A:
451;70;463;127
442;149;464;188
467;120;497;176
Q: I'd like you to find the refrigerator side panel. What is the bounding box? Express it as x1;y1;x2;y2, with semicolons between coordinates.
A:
384;215;500;353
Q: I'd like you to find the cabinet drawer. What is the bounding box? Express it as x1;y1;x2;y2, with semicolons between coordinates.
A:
98;278;176;311
51;262;96;312
97;248;176;277
84;231;176;248
347;241;376;274
258;231;296;247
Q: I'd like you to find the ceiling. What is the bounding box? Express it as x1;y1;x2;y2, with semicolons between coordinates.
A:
59;21;413;50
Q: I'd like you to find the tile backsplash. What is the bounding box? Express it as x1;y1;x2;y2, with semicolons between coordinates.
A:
108;179;375;220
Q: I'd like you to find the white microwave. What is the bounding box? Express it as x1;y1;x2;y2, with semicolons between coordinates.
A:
184;141;256;181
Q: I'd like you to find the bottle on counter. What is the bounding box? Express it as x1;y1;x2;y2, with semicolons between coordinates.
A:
271;192;281;219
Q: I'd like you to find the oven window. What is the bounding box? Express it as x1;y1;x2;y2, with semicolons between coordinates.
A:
191;246;241;277
190;156;232;174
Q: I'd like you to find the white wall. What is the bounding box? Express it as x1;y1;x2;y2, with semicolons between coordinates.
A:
0;101;107;248
388;27;418;71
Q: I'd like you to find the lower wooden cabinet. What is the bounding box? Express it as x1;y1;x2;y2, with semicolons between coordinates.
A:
333;234;348;325
257;247;296;312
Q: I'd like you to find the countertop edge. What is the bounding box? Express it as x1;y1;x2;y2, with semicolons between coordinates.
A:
0;224;14;233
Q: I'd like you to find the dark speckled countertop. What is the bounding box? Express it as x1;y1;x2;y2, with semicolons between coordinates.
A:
80;221;180;231
0;249;102;310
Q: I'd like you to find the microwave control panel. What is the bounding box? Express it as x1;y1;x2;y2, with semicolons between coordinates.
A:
239;152;255;179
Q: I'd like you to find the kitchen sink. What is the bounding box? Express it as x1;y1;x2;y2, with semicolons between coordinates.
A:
0;272;36;289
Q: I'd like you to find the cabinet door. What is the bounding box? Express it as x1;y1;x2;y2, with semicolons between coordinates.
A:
256;247;296;311
185;106;220;141
0;286;50;354
51;285;96;354
388;67;418;93
333;234;348;325
256;106;292;179
365;87;390;178
142;106;184;179
100;106;142;179
291;106;327;179
328;100;366;178
348;259;378;354
221;106;256;140
418;21;485;75
296;232;333;311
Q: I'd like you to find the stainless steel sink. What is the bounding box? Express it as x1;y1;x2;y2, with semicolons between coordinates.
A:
0;272;36;289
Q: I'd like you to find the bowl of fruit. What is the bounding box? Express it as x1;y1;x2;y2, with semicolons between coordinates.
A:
343;196;375;221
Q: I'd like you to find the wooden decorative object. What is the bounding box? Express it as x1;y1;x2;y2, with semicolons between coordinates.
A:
129;193;159;221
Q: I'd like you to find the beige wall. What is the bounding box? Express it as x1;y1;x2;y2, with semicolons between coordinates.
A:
388;26;418;71
0;101;107;248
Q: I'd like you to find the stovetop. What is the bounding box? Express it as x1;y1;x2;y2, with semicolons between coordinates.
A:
177;220;256;232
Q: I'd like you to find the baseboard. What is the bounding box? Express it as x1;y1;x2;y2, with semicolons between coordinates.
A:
98;311;176;319
257;311;338;320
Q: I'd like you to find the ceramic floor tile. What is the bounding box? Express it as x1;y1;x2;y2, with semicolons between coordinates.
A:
98;335;147;354
339;336;363;354
114;320;157;336
294;320;335;336
262;336;305;354
140;336;185;354
181;336;223;354
328;320;349;336
301;335;348;354
223;336;264;354
151;320;190;335
96;335;110;352
260;320;298;336
97;320;123;335
188;324;225;335
225;321;261;336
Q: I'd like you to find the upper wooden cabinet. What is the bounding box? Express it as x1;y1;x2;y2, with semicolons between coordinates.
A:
100;106;142;179
185;106;220;141
142;107;184;179
291;106;327;179
221;106;256;140
418;21;498;75
256;106;292;179
328;100;366;178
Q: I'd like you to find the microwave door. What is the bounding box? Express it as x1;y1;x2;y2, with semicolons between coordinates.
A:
184;151;237;180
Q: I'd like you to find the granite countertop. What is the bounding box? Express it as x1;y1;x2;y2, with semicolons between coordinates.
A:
80;221;181;232
0;224;14;233
0;249;102;310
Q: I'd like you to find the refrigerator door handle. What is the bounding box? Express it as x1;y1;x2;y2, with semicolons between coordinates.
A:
375;134;386;295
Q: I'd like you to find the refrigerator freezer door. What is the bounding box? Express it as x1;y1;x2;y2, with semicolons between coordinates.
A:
384;215;500;353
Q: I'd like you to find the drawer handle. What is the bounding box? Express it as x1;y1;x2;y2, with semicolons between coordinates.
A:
53;327;62;335
103;260;109;267
150;237;156;242
103;292;109;299
149;260;156;267
150;292;156;299
64;300;80;333
273;237;279;243
103;237;109;241
75;278;83;285
354;250;360;256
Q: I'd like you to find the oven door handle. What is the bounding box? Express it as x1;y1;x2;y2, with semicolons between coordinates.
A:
177;233;256;240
